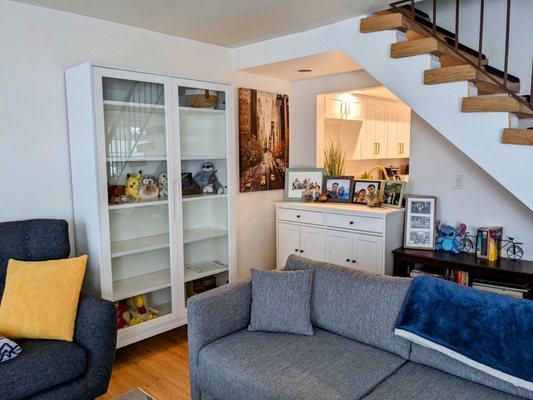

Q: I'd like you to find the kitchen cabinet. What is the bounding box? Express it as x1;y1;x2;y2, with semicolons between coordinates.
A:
386;102;411;158
276;202;404;275
362;99;388;159
324;94;362;120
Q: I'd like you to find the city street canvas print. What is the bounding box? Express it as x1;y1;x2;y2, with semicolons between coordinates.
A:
239;88;289;192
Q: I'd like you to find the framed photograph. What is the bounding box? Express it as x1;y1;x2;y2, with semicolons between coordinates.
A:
284;168;324;201
352;180;381;204
404;195;437;250
382;180;406;208
322;175;354;203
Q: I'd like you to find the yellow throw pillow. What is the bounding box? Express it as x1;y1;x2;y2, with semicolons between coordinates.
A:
0;255;87;342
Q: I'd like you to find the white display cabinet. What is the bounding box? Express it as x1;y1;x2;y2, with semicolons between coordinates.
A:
66;63;235;347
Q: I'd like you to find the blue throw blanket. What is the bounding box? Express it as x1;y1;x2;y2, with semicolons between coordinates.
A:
395;276;533;390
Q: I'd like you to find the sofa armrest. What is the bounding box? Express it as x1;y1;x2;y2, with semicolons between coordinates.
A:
187;279;251;400
74;294;117;396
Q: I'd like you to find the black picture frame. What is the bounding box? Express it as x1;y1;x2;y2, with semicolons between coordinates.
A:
352;180;382;204
322;175;354;203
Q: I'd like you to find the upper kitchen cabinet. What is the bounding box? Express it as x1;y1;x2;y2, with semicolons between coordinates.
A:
386;102;411;159
324;93;362;120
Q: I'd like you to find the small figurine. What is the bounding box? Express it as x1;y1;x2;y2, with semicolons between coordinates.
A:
125;171;142;200
318;192;329;202
366;191;384;208
158;172;168;198
108;185;126;204
193;162;225;194
436;221;467;254
126;295;159;325
139;175;159;200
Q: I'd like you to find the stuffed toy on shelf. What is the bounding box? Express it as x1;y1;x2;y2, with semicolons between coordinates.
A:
193;161;225;194
139;175;159;200
125;170;142;200
158;172;168;198
126;294;159;326
115;300;131;330
436;221;467;254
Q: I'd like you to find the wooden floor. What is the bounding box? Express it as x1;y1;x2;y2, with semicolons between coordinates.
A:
97;326;191;400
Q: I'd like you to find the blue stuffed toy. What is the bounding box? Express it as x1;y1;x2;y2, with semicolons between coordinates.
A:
435;221;467;254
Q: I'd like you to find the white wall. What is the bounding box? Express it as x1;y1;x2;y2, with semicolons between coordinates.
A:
409;113;533;260
0;0;291;278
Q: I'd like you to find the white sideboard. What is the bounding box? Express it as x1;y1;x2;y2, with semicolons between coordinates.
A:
275;202;405;275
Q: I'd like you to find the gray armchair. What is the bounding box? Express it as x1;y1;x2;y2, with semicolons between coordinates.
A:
0;219;117;400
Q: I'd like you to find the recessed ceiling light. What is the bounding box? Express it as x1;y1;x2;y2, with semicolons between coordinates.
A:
297;69;313;73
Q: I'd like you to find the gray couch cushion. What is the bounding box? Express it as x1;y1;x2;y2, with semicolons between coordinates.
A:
249;268;313;335
410;343;533;399
0;339;87;400
285;255;411;358
198;328;406;400
364;362;523;400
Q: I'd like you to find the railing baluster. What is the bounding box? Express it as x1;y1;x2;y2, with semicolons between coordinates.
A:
433;0;437;34
530;60;533;105
503;0;511;88
411;0;415;18
478;0;484;68
455;0;460;49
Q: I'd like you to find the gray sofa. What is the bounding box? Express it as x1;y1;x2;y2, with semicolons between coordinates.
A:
188;255;532;400
0;219;117;400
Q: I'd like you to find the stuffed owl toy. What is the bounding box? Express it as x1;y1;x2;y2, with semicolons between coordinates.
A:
139;175;159;200
158;172;168;198
435;221;467;254
193;162;225;194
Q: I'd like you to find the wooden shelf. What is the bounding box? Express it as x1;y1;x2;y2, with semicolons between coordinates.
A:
113;269;171;301
179;106;225;114
117;301;173;332
182;194;227;203
106;156;167;162
181;155;226;161
104;100;165;112
111;233;170;258
109;199;168;210
183;227;227;244
184;260;228;283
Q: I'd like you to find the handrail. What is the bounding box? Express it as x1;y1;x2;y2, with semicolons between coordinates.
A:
390;0;533;110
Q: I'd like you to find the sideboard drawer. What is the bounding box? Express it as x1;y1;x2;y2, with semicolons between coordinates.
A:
278;207;324;226
326;213;383;234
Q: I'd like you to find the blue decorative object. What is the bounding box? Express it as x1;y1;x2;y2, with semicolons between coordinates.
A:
435;220;467;254
394;276;533;391
0;335;21;363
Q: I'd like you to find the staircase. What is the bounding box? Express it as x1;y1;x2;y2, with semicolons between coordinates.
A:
360;4;533;147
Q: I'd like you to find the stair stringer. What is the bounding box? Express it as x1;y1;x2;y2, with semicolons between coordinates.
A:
233;16;533;210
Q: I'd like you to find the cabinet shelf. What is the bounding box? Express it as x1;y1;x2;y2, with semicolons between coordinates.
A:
182;194;227;202
183;227;227;244
181;155;226;161
106;156;167;162
113;269;171;301
117;301;173;332
111;233;170;258
104;100;165;113
179;106;225;114
184;260;229;283
109;199;168;210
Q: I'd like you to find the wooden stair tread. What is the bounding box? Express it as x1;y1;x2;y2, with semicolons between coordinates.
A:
502;129;533;146
424;65;520;94
462;95;533;117
360;13;407;33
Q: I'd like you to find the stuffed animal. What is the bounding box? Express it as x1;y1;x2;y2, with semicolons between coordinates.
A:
125;171;142;200
126;295;159;324
115;300;131;330
436;221;467;254
108;185;126;204
158;172;168;198
139;175;159;200
193;162;225;194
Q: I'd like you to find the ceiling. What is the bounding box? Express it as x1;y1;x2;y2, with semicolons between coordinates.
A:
241;51;362;80
14;0;394;48
351;86;400;100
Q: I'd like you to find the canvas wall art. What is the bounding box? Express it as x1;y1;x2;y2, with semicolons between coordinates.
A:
239;88;289;192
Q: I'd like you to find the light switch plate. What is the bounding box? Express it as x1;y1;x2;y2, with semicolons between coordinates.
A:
453;175;463;190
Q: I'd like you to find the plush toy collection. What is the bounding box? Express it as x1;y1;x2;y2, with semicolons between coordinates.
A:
115;294;160;329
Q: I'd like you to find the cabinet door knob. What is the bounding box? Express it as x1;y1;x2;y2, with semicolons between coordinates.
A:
349;221;354;225
300;250;304;253
346;258;350;262
295;248;299;252
352;260;356;263
296;215;301;218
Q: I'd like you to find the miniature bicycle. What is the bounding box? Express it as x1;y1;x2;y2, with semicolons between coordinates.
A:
461;232;524;261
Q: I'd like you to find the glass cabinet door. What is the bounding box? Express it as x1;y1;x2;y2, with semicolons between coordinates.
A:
176;82;230;307
99;74;176;331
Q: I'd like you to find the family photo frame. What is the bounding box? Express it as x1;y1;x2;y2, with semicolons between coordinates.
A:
284;168;324;201
322;175;354;203
404;195;437;250
352;180;381;204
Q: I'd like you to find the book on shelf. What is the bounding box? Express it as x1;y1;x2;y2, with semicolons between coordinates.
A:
472;279;530;299
476;226;503;261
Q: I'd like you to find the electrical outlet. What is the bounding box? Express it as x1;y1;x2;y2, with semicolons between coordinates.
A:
453;175;463;190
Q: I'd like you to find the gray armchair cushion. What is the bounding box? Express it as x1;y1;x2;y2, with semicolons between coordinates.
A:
248;268;313;335
0;339;87;400
363;362;523;400
198;328;406;400
285;255;412;358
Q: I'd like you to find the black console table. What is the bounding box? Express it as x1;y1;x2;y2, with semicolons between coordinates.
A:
393;248;533;298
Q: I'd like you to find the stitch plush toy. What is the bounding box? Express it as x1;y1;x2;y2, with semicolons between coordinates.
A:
193;162;225;194
125;170;142;200
158;172;168;198
436;221;467;254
